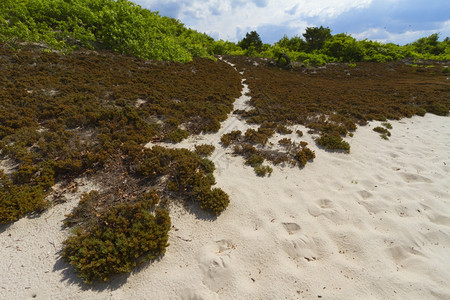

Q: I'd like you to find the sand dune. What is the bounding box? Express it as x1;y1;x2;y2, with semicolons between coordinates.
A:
1;67;449;299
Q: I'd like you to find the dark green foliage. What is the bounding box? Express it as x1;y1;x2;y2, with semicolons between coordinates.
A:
278;138;293;146
382;122;393;130
0;45;241;224
245;154;265;168
197;188;230;215
303;26;332;52
163;129;189;143
415;107;427;116
296;130;304;137
254;165;273;177
138;146;228;215
244;127;274;145
426;103;448;116
373;126;391;140
295;146;316;168
238;31;263;52
276;124;293;134
317;134;350;152
194;144;215;156
62;193;171;284
0;0;218;62
0;172;48;224
220;130;242;146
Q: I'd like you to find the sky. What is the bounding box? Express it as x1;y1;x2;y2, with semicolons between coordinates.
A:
132;0;450;45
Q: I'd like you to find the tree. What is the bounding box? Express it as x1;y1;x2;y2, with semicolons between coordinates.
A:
411;33;445;55
303;26;332;52
322;33;363;62
276;35;307;52
238;31;263;52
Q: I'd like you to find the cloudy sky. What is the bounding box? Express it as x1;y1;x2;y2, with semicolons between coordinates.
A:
132;0;450;45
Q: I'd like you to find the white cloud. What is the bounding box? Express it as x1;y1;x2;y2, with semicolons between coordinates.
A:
133;0;449;44
135;0;373;42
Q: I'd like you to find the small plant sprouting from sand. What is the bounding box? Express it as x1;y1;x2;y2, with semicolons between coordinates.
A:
374;124;392;140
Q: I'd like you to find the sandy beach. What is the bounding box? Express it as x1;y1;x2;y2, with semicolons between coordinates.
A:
1;72;449;299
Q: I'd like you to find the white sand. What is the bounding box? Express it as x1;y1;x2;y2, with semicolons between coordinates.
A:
1;68;449;299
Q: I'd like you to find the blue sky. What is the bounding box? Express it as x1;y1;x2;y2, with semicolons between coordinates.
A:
133;0;450;45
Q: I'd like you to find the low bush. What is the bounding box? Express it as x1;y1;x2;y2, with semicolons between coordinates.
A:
317;134;350;152
295;146;316;168
194;144;215;156
254;165;273;177
245;154;265;167
0;172;48;224
373;126;391;139
62;193;170;284
278;138;293;146
276;124;293;134
220;130;242;146
244;127;274;145
197;187;230;215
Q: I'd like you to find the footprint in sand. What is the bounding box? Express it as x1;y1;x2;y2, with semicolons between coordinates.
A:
197;239;235;292
385;244;425;265
282;234;324;263
282;222;301;235
399;172;432;183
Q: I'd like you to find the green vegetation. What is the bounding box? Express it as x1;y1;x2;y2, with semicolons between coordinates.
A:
139;146;228;215
0;44;240;225
62;191;170;284
0;0;217;62
317;134;350;152
194;144;216;157
220;130;242;146
373;126;392;140
231;27;449;65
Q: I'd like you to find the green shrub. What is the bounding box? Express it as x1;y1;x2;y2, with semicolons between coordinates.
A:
415;107;427;116
0;172;48;224
197;187;229;215
194;144;215;156
426;103;449;116
317;134;350;152
373;126;391;136
163;129;189;143
220;130;242;146
296;130;304;137
62;194;170;284
295;147;316;167
381;122;393;129
276;124;293;134
278;138;293;146
373;126;391;139
244;128;273;145
254;165;273;177
245;154;265;167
